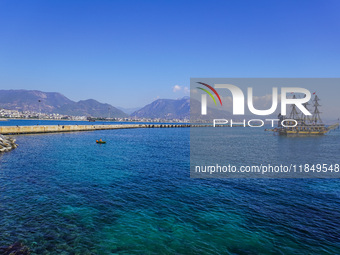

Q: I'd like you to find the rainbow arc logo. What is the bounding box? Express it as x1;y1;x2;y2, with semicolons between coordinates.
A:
196;82;222;106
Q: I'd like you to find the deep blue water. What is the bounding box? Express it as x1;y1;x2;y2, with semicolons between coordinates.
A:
0;124;339;254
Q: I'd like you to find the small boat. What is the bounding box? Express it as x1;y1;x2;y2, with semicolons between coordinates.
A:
96;139;106;144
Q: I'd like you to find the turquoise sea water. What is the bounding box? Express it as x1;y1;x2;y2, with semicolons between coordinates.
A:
0;122;339;254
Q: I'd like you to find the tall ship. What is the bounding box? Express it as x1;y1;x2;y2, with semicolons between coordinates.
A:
276;94;339;136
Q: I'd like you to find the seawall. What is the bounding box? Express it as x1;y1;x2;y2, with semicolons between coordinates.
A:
0;124;193;135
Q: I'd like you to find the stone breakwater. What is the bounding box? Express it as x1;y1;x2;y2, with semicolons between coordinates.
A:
0;124;195;135
0;134;18;152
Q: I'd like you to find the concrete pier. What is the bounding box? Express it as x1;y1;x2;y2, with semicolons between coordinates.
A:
0;124;193;135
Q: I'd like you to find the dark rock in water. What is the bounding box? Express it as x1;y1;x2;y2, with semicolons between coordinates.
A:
0;242;30;255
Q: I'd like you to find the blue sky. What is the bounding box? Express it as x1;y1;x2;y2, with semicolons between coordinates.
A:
0;0;339;108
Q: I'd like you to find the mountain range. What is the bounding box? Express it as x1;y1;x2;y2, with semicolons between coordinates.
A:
0;90;127;118
0;90;236;120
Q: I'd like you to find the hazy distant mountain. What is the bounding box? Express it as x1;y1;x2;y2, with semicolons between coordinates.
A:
0;89;127;118
131;96;234;120
189;98;232;121
117;106;142;115
131;97;190;119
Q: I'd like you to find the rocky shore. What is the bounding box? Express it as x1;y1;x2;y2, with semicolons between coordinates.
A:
0;134;18;152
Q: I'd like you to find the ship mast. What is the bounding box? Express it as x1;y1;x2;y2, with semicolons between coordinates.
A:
289;95;300;120
301;98;311;124
312;94;322;124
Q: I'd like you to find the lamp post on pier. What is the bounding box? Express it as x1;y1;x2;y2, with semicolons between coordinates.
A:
38;100;41;124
